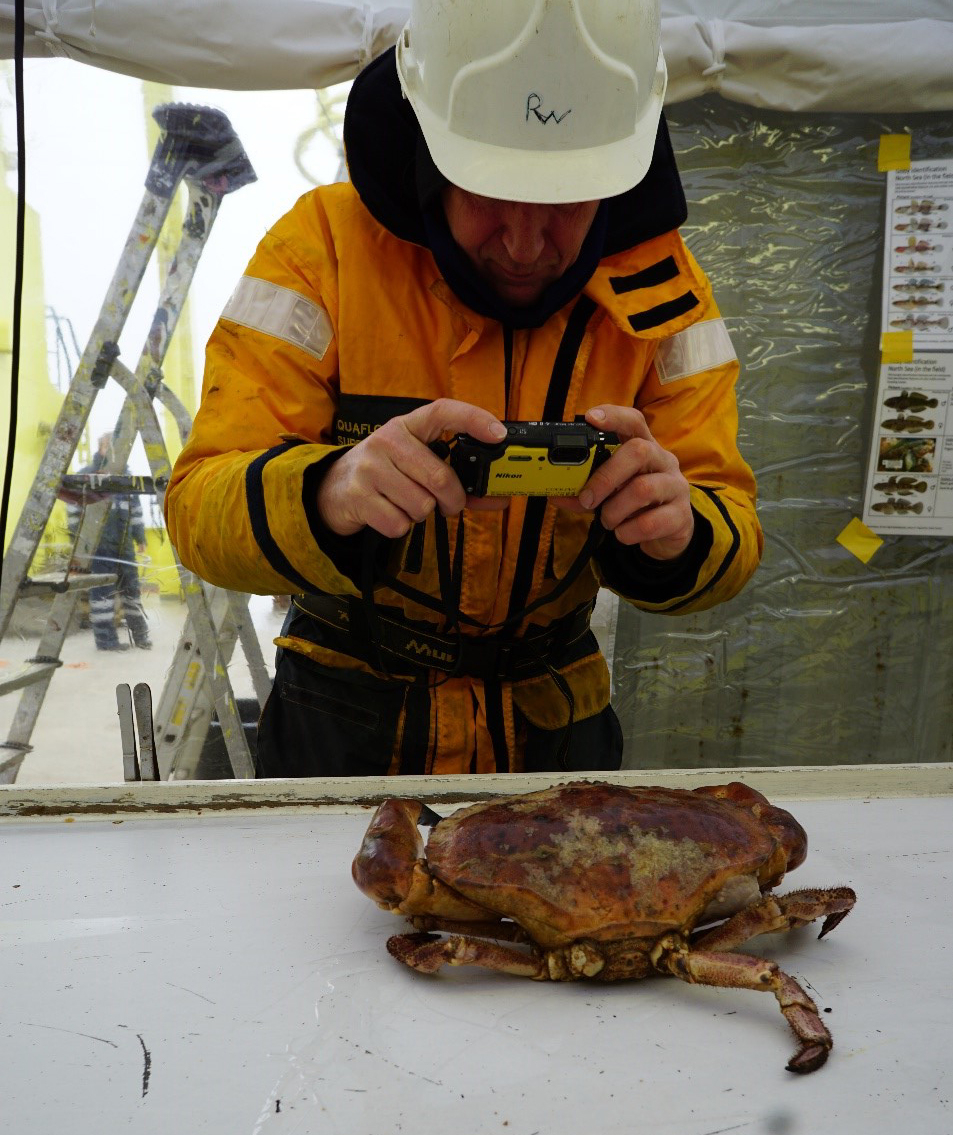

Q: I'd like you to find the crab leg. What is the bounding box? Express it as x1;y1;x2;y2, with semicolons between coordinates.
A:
408;915;530;942
692;886;856;952
387;932;546;978
652;937;832;1073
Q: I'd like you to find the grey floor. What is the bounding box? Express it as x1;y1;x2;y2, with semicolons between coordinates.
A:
0;593;284;785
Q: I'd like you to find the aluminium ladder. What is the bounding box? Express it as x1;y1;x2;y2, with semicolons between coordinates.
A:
0;103;267;783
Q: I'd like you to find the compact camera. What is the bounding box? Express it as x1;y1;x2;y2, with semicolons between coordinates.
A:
449;421;619;497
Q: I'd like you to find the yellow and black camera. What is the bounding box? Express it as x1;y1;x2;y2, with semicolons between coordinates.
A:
450;421;619;497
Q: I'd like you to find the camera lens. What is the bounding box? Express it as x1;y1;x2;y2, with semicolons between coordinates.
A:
549;433;589;465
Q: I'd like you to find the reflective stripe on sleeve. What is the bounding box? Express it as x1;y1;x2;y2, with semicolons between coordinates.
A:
221;276;334;361
654;318;737;384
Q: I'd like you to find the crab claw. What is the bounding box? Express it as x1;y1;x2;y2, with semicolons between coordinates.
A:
787;1043;829;1075
352;799;428;910
818;900;855;939
352;799;495;922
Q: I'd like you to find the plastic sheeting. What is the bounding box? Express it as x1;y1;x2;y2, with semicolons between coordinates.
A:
1;2;952;112
662;18;953;113
0;1;409;90
613;98;953;769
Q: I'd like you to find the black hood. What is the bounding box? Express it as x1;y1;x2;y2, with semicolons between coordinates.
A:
342;48;688;323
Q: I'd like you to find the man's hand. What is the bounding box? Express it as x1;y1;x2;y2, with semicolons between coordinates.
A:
317;399;508;538
557;405;694;561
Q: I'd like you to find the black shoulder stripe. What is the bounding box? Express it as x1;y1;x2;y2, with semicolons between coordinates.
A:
660;486;741;613
610;256;679;294
627;291;700;333
246;441;315;593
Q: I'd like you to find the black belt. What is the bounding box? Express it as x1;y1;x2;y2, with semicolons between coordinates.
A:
291;593;596;681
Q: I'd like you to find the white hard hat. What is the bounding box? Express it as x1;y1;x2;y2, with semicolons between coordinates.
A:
396;0;667;205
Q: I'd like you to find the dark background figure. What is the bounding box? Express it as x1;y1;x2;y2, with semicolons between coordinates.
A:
66;433;152;653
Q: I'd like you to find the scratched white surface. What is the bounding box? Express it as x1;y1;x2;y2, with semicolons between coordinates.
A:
1;797;950;1135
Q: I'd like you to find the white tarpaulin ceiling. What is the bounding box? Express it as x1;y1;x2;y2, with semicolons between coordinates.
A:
1;1;951;112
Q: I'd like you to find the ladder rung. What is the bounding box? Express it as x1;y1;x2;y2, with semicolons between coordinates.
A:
60;473;162;496
19;573;117;596
0;660;61;697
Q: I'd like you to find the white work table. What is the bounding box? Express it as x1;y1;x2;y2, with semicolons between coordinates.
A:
1;767;951;1135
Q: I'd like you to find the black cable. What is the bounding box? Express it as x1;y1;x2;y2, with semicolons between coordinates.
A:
0;0;26;588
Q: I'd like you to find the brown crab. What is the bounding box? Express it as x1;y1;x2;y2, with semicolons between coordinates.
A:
352;781;856;1074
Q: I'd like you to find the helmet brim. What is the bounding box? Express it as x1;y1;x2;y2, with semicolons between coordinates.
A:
420;111;664;204
405;52;667;205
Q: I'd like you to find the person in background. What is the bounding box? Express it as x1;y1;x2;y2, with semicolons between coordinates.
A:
165;0;763;776
67;433;152;653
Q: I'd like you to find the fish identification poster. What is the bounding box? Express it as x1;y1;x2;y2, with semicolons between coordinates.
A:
864;160;953;536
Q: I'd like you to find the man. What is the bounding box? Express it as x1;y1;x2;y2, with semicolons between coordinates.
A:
68;433;152;652
166;0;763;777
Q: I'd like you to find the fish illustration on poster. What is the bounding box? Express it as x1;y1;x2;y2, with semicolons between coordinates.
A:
862;355;953;537
882;161;953;350
863;160;953;537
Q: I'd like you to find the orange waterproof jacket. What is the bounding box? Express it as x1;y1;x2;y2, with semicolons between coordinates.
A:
165;55;762;773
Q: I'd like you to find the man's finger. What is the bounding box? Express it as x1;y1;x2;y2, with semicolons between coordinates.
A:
585;404;653;444
405;398;508;446
390;445;465;515
578;438;658;509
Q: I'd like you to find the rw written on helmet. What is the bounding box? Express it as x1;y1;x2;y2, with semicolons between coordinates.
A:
396;0;668;205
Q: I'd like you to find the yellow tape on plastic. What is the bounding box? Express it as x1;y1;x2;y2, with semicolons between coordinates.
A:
836;518;884;564
880;330;914;364
878;134;912;172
